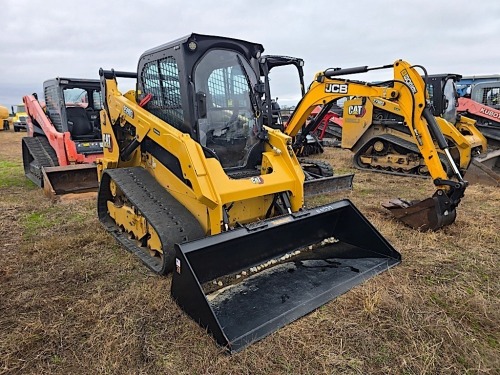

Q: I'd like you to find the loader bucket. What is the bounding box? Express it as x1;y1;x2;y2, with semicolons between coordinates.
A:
42;164;99;199
465;150;500;187
382;196;457;231
171;199;401;353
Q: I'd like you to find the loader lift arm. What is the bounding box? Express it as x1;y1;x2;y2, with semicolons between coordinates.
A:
284;60;468;230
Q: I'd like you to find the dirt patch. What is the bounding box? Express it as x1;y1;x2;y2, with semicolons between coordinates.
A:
0;132;498;374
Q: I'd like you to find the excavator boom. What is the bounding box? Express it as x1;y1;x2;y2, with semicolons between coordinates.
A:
284;60;468;231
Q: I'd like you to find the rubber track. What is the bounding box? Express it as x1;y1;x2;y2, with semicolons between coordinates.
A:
22;137;58;187
97;167;205;275
299;159;334;178
353;134;436;178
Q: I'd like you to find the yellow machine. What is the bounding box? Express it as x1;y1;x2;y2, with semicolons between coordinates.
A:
258;56;485;179
338;97;486;177
284;60;469;231
97;34;402;352
0;105;10;130
11;104;28;132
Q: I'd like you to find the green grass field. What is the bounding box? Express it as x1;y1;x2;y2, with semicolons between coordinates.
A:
0;131;498;374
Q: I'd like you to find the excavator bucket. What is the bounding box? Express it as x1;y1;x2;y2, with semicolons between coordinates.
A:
171;199;401;353
466;150;500;187
42;164;99;199
382;194;457;231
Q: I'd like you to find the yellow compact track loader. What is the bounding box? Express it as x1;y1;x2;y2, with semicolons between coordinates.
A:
97;34;401;352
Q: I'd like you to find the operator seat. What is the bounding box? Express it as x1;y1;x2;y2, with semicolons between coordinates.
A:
66;106;94;138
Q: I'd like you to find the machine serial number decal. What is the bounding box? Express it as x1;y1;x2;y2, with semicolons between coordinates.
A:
401;69;418;94
325;83;348;94
102;133;112;150
123;105;134;118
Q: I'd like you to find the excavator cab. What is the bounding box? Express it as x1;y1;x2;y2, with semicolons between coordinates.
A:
426;74;462;124
427;75;498;186
97;33;400;352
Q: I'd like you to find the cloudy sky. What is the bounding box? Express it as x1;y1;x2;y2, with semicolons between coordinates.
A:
1;0;499;109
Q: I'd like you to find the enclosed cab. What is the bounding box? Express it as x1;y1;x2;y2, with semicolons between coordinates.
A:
22;77;104;197
135;35;265;171
426;74;486;158
425;74;462;123
40;77;103;155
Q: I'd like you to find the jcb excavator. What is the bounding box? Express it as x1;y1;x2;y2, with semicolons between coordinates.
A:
260;57;486;183
97;33;401;353
283;61;470;231
22;78;103;198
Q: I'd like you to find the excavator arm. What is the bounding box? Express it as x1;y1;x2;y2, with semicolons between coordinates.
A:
284;60;467;230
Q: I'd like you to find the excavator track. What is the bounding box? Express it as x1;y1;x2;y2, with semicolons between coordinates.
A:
352;135;453;178
21;137;58;187
97;167;205;275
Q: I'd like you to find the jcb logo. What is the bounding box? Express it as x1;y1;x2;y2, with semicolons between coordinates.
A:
348;105;365;116
325;83;348;94
102;133;112;150
401;69;418;94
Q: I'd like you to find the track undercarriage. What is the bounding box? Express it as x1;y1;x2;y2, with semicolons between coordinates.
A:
353;136;456;178
97;167;205;274
22;137;59;187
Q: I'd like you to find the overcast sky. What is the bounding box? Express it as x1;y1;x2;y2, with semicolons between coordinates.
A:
1;0;499;109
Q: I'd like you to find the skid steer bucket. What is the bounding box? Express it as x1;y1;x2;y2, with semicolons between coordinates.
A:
171;199;401;353
42;164;99;199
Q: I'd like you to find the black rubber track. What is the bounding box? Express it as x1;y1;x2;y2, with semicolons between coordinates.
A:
299;159;334;178
97;167;205;275
352;134;454;178
22;137;58;187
